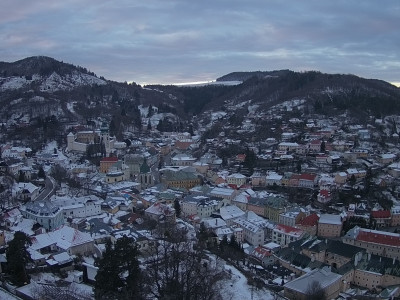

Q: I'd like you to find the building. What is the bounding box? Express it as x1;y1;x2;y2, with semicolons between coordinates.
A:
181;195;219;219
249;246;276;267
67;123;115;156
352;253;400;290
161;170;201;190
391;205;400;226
233;218;264;246
145;202;176;224
317;214;343;238
55;195;102;220
226;173;247;188
264;196;289;222
342;226;400;260
30;225;95;256
21;201;64;231
371;210;391;228
171;153;196;166
283;267;342;300
279;209;306;227
99;157;118;173
296;213;319;236
272;224;305;247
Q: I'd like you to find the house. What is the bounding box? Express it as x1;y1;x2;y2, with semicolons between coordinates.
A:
20;201;64;231
317;214;343;238
378;153;396;164
272;224;305;247
233;218;264;246
232;193;248;211
279;209;306;227
250;172;265;187
171;153;196;166
54;195;102;220
181;195;219;219
226;173;247;188
283;266;342;300
249;246;276;267
371;210;391;228
391;205;400;226
296;213;319;236
29;225;95;256
335;172;348;185
99;156;118;173
219;205;245;226
265;172;282;186
298;173;317;188
342;226;400;260
264;196;289;222
278;142;299;152
110;228;156;255
317;189;332;204
145;202;176;224
161;170;201;190
209;187;237;201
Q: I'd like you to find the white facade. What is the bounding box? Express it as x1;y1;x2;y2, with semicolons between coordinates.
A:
233;218;264;246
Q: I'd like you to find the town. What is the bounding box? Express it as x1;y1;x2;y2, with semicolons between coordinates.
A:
1;62;400;299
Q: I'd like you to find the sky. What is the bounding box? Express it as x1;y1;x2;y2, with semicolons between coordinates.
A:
1;0;400;86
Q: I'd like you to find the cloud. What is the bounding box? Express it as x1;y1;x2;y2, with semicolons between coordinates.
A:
1;0;399;84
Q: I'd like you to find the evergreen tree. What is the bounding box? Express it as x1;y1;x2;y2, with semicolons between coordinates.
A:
147;120;152;131
38;166;46;179
6;231;32;286
174;199;181;218
18;171;26;183
320;140;326;153
147;105;153;117
94;237;143;299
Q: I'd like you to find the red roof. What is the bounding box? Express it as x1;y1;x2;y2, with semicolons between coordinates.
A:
101;157;118;162
357;230;400;247
299;173;317;181
371;210;391;219
297;213;319;226
236;154;246;161
251;246;273;260
175;141;192;150
310;140;322;145
275;224;303;236
319;190;330;197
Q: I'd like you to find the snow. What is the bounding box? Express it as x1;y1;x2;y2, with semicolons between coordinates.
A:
211;111;227;121
40;71;106;92
218;264;275;300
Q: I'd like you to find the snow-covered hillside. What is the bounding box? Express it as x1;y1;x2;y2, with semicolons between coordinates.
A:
0;71;106;92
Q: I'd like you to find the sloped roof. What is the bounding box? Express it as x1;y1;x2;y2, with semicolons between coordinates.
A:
284;267;342;294
297;213;319;226
371;210;391;219
30;225;93;251
356;229;400;247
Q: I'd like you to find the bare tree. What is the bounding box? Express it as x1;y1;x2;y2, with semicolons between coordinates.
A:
306;280;326;300
143;227;225;300
31;282;93;300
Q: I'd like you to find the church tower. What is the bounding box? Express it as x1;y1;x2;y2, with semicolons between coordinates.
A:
138;159;153;188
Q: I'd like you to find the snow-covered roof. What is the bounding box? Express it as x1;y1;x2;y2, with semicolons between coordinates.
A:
220;205;245;221
319;214;342;225
30;225;93;251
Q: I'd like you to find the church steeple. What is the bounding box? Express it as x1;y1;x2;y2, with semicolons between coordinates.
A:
140;158;150;174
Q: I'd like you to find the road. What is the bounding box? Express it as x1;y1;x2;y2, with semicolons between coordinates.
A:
35;176;55;201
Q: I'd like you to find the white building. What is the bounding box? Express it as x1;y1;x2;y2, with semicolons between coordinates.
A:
51;195;103;220
233;218;264;246
272;224;305;247
226;173;247;187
